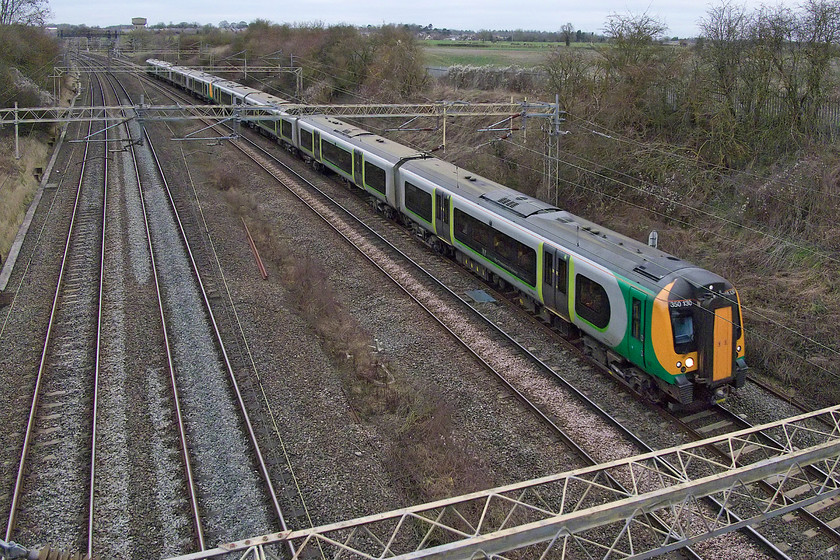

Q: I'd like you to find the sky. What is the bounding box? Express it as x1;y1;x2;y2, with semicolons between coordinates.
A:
47;0;774;38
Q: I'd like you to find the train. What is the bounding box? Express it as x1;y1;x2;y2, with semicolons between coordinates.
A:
146;58;748;408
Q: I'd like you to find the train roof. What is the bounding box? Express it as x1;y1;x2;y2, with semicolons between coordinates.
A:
245;90;291;106
301;115;423;162
401;155;716;291
401;156;557;211
527;211;708;290
147;58;171;68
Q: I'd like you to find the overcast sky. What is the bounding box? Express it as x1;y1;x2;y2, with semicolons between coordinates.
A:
48;0;775;38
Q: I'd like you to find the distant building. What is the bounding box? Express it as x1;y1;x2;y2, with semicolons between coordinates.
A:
132;17;147;30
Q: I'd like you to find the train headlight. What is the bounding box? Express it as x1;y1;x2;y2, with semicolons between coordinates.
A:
737;345;742;353
685;357;695;368
676;361;682;369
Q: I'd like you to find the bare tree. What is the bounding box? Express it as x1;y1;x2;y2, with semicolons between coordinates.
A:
542;46;593;108
600;11;668;77
561;22;574;47
755;0;840;131
699;1;750;117
0;0;50;25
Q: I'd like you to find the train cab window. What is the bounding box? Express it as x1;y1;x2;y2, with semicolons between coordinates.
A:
405;181;433;223
299;129;313;153
364;161;386;195
575;275;610;329
671;309;696;353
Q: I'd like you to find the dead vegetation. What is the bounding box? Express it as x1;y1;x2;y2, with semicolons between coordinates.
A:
211;165;493;503
152;10;840;433
0;136;48;263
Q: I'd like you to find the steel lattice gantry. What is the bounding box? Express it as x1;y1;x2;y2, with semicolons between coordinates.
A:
0;102;536;126
161;405;840;560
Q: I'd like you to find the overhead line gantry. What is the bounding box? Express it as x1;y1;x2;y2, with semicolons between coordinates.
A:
158;404;840;560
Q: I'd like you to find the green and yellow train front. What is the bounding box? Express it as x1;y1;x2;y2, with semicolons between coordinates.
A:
632;272;748;405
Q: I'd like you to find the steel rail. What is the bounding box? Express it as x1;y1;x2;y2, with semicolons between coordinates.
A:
126;86;295;554
144;70;785;559
86;64;112;558
5;73;103;544
135;116;208;553
711;404;840;546
91;61;211;551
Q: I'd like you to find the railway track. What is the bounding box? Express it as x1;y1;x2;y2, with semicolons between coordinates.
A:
673;403;840;557
133;79;786;558
97;59;828;557
110;63;292;553
1;56;302;558
5;66;108;555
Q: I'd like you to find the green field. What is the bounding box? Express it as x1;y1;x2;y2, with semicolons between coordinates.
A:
422;40;593;68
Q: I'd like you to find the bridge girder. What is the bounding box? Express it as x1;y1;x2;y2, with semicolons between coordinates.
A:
161;405;840;560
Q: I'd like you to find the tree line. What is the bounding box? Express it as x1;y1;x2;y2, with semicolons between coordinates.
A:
542;0;840;167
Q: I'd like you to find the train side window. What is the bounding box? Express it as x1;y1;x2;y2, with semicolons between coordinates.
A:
631;298;642;340
575;275;610;329
281;119;293;140
405;181;433;223
543;251;553;286
453;208;536;286
299;129;313;153
321;140;352;174
364;161;386;195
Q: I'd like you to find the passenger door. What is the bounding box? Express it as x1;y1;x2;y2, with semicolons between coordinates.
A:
313;131;321;162
542;247;557;311
353;150;364;187
542;249;569;318
628;289;647;368
435;191;451;243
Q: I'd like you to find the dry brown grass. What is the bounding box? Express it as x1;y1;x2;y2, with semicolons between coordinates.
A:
0;135;48;263
212;163;495;502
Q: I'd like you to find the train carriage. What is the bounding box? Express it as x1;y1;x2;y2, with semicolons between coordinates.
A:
145;58;748;408
296;115;423;210
242;91;291;138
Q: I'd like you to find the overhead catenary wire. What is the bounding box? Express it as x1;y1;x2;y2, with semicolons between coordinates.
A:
569;114;840;204
277;74;840;380
157;51;840;381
